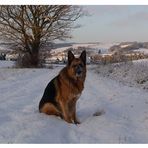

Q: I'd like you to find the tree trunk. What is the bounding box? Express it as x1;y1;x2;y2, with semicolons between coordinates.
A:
30;50;39;67
17;45;39;68
30;41;40;67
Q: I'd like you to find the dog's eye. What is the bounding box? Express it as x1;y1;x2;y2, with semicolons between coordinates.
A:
79;64;83;67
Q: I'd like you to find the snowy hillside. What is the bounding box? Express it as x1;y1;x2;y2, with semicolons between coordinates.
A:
134;48;148;55
0;61;148;143
45;42;115;64
50;42;114;55
96;59;148;91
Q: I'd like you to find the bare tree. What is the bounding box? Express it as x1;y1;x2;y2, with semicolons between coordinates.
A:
0;5;83;67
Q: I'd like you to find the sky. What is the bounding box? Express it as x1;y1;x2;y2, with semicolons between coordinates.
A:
1;1;148;44
69;5;148;43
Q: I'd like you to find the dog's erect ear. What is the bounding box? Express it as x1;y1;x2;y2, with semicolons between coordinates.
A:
68;50;75;65
80;50;86;65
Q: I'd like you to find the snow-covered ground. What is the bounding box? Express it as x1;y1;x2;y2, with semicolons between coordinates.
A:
0;61;15;68
0;61;148;143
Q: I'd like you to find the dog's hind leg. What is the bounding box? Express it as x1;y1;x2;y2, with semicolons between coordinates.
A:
40;103;61;117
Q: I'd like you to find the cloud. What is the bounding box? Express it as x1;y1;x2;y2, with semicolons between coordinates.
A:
84;5;130;16
132;11;148;20
110;11;148;27
84;5;148;27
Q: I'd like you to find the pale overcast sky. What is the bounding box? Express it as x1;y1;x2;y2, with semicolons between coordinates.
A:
70;5;148;43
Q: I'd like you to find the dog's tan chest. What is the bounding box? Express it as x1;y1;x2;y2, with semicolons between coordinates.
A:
68;93;81;100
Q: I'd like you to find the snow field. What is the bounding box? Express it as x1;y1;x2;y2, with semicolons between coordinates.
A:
0;64;148;143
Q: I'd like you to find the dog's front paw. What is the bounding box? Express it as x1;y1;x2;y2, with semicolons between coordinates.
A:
64;117;73;124
74;119;81;125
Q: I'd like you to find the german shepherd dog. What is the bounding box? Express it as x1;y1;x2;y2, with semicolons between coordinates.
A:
39;50;86;124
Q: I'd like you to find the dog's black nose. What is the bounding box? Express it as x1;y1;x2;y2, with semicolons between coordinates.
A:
76;66;82;75
77;69;82;75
